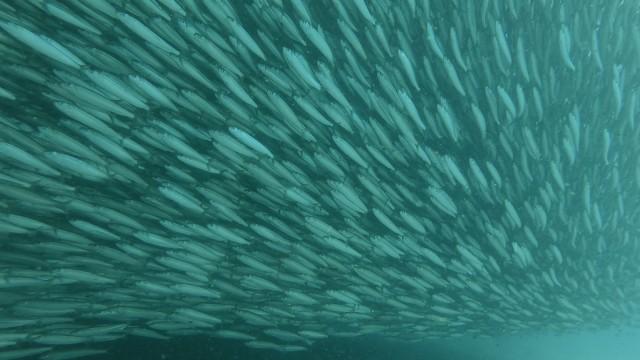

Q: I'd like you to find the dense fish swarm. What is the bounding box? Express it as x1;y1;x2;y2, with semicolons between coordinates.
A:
1;0;640;358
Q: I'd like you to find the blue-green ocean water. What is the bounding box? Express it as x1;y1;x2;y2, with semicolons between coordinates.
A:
1;0;640;359
90;330;640;360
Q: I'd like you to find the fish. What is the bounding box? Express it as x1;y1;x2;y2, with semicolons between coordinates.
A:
0;0;638;357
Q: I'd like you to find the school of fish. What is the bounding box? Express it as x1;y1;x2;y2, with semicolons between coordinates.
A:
1;0;640;359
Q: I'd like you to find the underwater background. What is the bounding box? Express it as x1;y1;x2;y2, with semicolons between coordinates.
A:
66;329;640;360
1;0;639;359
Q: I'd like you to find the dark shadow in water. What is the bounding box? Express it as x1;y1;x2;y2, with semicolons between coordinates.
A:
77;335;472;360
